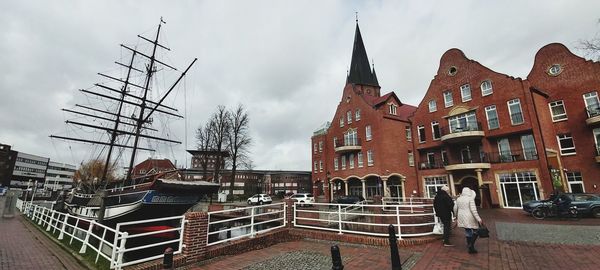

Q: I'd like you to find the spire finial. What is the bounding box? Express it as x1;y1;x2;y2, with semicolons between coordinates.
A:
355;12;358;23
160;17;166;24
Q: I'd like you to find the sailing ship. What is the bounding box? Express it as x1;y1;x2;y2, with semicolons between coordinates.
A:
50;19;219;226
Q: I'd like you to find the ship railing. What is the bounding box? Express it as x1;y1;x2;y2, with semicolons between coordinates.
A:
293;202;435;239
15;199;127;269
113;215;187;269
206;202;286;246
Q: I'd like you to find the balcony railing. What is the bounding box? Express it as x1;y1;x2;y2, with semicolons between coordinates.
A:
487;148;538;163
440;121;483;136
334;138;362;153
444;152;488;165
586;104;600;118
418;158;445;170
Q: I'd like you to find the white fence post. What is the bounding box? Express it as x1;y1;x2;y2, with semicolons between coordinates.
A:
396;205;402;240
337;204;343;234
116;232;128;270
58;214;68;240
250;206;256;237
79;222;95;254
46;210;55;231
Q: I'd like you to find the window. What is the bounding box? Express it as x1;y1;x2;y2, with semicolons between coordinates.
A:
428;100;437;112
583;91;600;117
334;157;339;171
520;134;537;160
448;111;477;133
417;125;426;143
355;109;361;121
341;155;346;169
431;121;440;140
441;150;448;165
566;172;584;193
344;129;358;146
408;151;414;167
349;153;355;169
389;103;398;115
484;105;499;130
498;171;539;208
405;126;412;141
424;176;448;198
347;110;352;124
313;143;317;153
318;141;323;152
549;100;567;121
313;161;317;172
460;84;471;102
507;99;524;125
367;150;374;166
339;116;344;127
548;64;562;76
443;91;453;107
481;80;493;96
319;160;323;172
365;125;372;141
557;134;576;155
333;137;338;148
357;152;363;167
498;138;512;162
594;128;600;156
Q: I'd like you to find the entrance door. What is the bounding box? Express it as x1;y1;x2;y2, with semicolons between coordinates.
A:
499;171;540;208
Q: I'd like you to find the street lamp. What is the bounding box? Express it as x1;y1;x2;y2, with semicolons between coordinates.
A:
30;180;38;204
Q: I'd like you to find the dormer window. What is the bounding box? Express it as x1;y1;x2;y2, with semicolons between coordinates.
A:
355;109;361;121
389;103;398;115
347;110;352;124
429;100;437;112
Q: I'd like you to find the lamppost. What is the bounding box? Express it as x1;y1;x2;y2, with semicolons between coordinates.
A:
30;180;38;203
326;171;331;202
24;179;32;200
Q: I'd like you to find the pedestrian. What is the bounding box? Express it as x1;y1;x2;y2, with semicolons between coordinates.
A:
453;187;484;254
433;185;454;246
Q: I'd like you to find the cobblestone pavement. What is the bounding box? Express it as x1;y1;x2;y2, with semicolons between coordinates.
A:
0;197;84;270
408;209;600;270
194;239;416;270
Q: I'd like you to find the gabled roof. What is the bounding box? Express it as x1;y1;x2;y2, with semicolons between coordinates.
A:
347;23;379;87
132;158;176;175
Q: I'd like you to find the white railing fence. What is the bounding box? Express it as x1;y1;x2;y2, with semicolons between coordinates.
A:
206;202;286;246
294;202;435;239
16;199;186;270
382;196;434;213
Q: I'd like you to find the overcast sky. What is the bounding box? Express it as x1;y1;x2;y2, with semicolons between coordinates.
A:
1;0;599;172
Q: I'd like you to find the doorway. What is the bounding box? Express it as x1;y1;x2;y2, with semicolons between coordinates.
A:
460;177;480;206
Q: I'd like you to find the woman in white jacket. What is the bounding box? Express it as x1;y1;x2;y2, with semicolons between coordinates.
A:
453;187;484;254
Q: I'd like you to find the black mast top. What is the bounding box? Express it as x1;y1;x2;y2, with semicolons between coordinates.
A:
347;22;379;87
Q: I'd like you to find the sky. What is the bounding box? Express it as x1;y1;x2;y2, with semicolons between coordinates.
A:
1;0;599;173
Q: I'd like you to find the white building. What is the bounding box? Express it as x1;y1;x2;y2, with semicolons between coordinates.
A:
44;161;76;190
10;152;50;189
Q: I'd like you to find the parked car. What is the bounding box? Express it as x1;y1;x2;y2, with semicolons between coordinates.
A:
247;194;272;205
290;193;315;206
523;193;600;218
333;195;365;204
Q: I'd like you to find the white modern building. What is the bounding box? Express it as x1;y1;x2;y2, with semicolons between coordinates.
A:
44;161;76;190
10;152;49;189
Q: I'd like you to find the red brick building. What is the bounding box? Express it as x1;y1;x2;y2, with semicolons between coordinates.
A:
131;158;177;181
311;23;418;202
412;43;600;209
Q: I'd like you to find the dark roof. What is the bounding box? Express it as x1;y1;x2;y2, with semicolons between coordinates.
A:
347;23;379;87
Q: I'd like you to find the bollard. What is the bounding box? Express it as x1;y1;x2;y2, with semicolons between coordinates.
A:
331;245;344;270
388;224;401;270
163;247;174;269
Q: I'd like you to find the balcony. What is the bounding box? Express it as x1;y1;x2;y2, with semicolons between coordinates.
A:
585;105;600;126
487;149;539;163
440;122;485;144
334;138;362;153
444;153;490;171
418;158;445;170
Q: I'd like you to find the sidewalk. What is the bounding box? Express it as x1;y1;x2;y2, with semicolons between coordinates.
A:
0;197;85;270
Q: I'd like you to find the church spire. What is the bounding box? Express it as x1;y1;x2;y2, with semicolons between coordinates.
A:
347;22;379;87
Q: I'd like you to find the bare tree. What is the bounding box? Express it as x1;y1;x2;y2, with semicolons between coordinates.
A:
578;19;600;60
209;105;231;184
195;120;215;181
73;159;117;192
227;104;252;197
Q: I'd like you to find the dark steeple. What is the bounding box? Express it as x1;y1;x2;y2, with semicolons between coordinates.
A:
347;23;379;87
371;63;379;86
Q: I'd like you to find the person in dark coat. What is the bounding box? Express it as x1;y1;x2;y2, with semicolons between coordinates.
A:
434;185;455;246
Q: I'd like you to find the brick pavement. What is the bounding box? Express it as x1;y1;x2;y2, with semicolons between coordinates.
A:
0;197;85;270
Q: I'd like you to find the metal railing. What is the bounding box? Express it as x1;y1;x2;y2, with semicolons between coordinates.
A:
418;158;445;170
440;121;483;136
16;199;186;270
487;148;538;163
294;201;435;239
335;138;362;148
206;202;286;246
585;104;600;118
381;197;433;213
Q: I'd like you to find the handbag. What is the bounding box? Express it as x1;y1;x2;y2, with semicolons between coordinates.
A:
433;220;444;235
477;224;489;238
